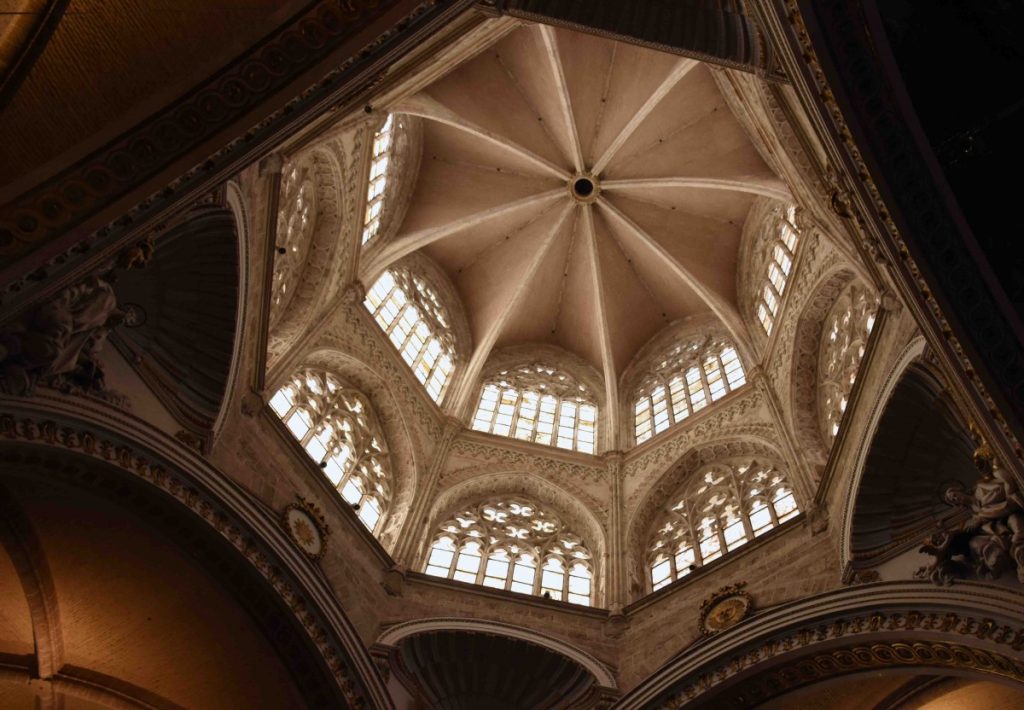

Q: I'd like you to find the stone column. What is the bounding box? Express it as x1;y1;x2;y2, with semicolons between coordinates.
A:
391;415;462;568
253;153;284;395
603;450;627;615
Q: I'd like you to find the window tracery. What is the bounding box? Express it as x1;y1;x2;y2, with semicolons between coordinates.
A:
819;282;877;443
271;163;313;319
423;497;594;606
471;364;598;454
756;205;799;335
647;461;799;591
633;338;746;444
362;114;395;245
363;268;456;404
270;369;390;532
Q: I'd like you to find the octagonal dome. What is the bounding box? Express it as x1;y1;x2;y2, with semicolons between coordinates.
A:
362;22;790;413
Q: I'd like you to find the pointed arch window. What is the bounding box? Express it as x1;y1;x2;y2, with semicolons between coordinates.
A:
271;163;313;319
270;369;391;532
364;268;456;403
648;461;799;591
819;283;877;443
471;364;598;454
756;205;799;335
362;115;395;245
424;498;594;606
633;338;746;444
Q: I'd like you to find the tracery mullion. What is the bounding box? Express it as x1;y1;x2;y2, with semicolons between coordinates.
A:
728;469;755;543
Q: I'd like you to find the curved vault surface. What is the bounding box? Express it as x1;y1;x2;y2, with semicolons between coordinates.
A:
365;22;788;405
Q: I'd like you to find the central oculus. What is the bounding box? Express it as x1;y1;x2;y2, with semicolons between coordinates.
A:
569;173;600;203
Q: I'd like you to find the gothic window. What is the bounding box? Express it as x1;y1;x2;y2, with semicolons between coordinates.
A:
362;115;395;245
270;369;391;532
756;205;799;335
633;338;746;444
424;498;594;606
363;268;456;403
819;282;877;443
271;163;313;319
471;364;598;454
647;461;799;591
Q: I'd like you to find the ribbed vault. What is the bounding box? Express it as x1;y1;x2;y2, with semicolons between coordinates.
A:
361;22;789;417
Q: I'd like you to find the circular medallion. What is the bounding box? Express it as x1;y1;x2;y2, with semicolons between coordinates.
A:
699;584;752;636
283;504;326;560
120;302;147;328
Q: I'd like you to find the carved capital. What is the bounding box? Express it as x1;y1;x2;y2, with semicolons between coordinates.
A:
240;391;265;417
342;280;367;305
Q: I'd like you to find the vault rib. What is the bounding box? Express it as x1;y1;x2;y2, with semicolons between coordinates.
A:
446;205;576;417
396;94;569;181
596;196;754;363
539;25;585;173
362;189;563;279
601;176;790;202
592;58;699;175
582;205;620;449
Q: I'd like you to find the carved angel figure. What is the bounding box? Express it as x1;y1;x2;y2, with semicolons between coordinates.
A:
0;239;152;398
917;441;1024;584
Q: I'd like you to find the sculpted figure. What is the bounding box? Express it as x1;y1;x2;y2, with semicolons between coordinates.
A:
917;435;1024;584
0;239;153;397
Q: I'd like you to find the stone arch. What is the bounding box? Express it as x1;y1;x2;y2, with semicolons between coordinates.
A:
789;266;860;470
0;402;389;708
293;347;422;554
425;470;608;605
615;582;1024;708
376;617;617;689
839;335;929;568
215;180;253;445
624;435;789;599
846;358;976;572
619;314;750;447
267;145;347;369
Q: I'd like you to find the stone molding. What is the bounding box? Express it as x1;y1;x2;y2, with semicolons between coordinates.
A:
0;394;391;709
616;581;1024;708
376;616;618;688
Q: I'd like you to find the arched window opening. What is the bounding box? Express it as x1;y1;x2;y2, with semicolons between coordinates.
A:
363;268;456;404
471;364;598;454
424;498;594;606
633;338;746;444
271;163;313;318
756;205;799;335
362;114;395;245
819;283;877;443
647;461;798;591
270;369;391;532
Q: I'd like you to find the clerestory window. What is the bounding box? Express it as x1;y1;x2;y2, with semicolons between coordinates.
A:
648;461;798;591
271;162;313;320
423;497;594;606
362;114;395;245
270;369;390;532
363;268;455;404
633;338;746;444
756;205;799;335
819;282;876;443
471;364;597;454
